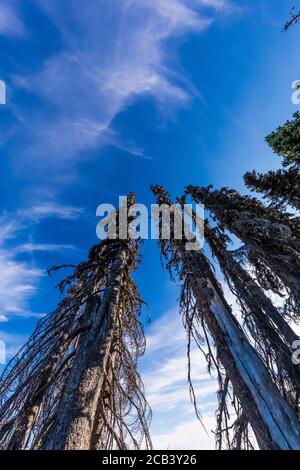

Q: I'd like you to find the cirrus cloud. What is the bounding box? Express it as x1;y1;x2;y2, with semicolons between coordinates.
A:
10;0;237;174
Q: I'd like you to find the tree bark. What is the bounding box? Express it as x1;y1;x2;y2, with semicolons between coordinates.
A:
187;186;300;311
42;248;127;450
186;250;300;450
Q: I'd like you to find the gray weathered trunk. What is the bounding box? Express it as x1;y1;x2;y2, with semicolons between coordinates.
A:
152;184;300;449
187;186;300;313
42;248;127;450
185;250;300;449
205;225;300;398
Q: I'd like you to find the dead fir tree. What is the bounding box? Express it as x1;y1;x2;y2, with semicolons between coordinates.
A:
204;221;300;410
151;185;300;450
187;186;300;318
0;194;152;450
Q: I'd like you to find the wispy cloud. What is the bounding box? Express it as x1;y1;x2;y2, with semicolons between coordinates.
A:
0;0;26;37
0;216;20;244
141;307;217;449
9;0;235;176
0;203;82;321
0;217;42;318
0;330;30;367
12;243;76;255
146;307;187;354
19;203;84;222
152;416;216;450
0;249;43;318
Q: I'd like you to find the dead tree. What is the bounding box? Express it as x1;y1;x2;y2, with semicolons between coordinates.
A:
0;194;152;450
187;186;300;318
151;185;300;450
205;222;300;409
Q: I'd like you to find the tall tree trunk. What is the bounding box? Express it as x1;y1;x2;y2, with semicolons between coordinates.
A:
42;247;127;450
186;249;300;450
152;185;300;450
0;195;151;451
187;185;300;315
185;209;299;399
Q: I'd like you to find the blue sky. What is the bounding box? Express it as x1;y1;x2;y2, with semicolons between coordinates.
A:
0;0;300;449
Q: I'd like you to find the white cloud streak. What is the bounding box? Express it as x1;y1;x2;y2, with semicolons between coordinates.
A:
12;243;76;254
0;0;26;37
152;416;216;450
10;0;235;174
0;203;82;320
0;330;29;366
141;307;217;449
19;203;84;221
0;217;42;318
0;249;43;318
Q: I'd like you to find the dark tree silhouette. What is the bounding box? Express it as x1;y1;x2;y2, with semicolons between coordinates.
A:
266;112;300;167
284;8;300;31
244;168;300;210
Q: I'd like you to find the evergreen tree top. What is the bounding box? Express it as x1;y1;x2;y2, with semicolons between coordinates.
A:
266;112;300;167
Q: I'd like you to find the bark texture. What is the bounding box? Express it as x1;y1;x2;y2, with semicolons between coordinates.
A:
0;196;151;450
205;223;300;412
152;185;300;450
187;185;300;317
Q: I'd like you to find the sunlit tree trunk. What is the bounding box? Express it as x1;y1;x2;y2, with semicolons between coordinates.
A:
205;222;300;407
